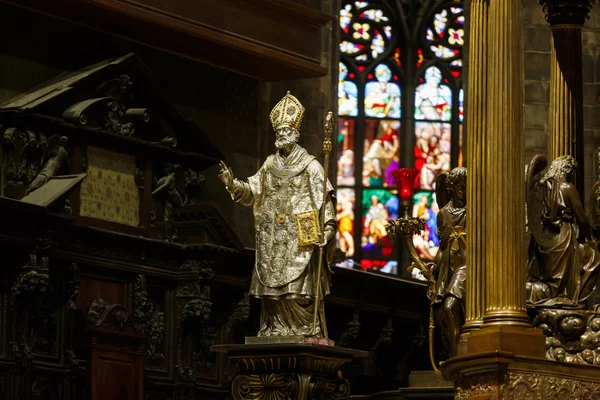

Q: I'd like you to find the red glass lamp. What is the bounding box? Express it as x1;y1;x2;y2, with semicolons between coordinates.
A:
391;168;419;202
391;168;418;219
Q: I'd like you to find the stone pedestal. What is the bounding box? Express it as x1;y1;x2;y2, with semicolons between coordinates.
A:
212;343;368;400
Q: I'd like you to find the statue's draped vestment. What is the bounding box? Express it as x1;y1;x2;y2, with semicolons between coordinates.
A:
527;180;600;306
235;144;335;336
433;202;466;309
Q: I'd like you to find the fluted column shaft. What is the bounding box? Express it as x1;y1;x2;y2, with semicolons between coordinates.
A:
549;26;582;164
540;0;592;194
463;0;488;332
482;0;529;327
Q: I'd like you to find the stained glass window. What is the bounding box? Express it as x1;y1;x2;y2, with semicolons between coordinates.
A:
336;0;464;279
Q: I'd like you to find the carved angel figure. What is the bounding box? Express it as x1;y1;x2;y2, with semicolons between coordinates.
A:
526;155;600;308
25;136;69;195
429;167;466;358
152;164;184;242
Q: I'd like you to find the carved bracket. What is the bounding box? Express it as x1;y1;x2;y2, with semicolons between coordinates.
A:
87;299;129;331
230;372;350;400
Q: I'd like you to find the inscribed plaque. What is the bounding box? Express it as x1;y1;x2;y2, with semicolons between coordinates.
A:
79;147;140;227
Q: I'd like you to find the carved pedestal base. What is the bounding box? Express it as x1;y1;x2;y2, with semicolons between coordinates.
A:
442;351;600;399
212;343;367;400
245;335;334;346
533;308;600;364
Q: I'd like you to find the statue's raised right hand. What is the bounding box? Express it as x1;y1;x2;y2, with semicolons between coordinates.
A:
218;161;234;188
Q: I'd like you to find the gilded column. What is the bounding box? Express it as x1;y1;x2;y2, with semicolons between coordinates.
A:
482;0;530;326
463;0;488;332
540;0;591;194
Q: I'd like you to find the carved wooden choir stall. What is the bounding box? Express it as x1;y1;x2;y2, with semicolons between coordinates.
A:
0;53;431;399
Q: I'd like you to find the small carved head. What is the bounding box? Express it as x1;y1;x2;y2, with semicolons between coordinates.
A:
447;167;467;207
118;74;133;94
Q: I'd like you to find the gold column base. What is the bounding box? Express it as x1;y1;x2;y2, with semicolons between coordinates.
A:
482;309;531;328
461;319;483;333
465;325;545;358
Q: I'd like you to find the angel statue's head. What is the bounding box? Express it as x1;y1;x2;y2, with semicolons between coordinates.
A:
447;167;467;207
542;155;577;184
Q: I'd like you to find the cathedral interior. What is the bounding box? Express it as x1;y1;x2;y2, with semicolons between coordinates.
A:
1;0;600;399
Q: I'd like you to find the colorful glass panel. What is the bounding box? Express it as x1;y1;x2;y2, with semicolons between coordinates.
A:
365;64;401;118
458;124;463;167
361;259;398;274
362;119;400;187
458;88;464;122
336;188;356;259
339;1;393;63
361;188;398;260
425;6;464;62
414;122;451;190
337;118;356;186
337;0;464;277
412;191;440;262
339;63;359;117
414;66;452;121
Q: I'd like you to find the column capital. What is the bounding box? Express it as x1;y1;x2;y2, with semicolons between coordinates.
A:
539;0;592;26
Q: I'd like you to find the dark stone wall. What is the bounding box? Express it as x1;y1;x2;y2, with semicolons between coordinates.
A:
259;0;339;185
523;0;600;196
0;4;261;246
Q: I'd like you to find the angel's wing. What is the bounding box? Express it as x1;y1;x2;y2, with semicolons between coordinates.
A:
41;135;60;166
172;164;185;198
526;154;551;247
435;172;451;210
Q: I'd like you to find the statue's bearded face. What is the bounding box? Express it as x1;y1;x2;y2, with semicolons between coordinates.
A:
275;127;299;150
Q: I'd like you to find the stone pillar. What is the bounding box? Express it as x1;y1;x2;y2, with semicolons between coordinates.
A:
540;0;592;194
463;0;488;333
481;0;530;327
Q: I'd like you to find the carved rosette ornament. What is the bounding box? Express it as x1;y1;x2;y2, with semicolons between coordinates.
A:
539;0;592;26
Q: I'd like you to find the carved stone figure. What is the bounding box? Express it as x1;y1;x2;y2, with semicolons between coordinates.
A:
218;92;336;338
526;155;600;308
428;167;466;358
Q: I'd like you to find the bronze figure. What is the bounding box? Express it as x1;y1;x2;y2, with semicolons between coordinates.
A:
429;167;466;358
526;155;600;308
218;92;336;338
386;167;466;363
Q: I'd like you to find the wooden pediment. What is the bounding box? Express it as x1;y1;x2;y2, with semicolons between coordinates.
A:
0;53;222;170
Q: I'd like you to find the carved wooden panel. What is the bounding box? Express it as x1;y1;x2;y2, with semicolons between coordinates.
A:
76;277;126;311
91;347;144;400
79;147;140;227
